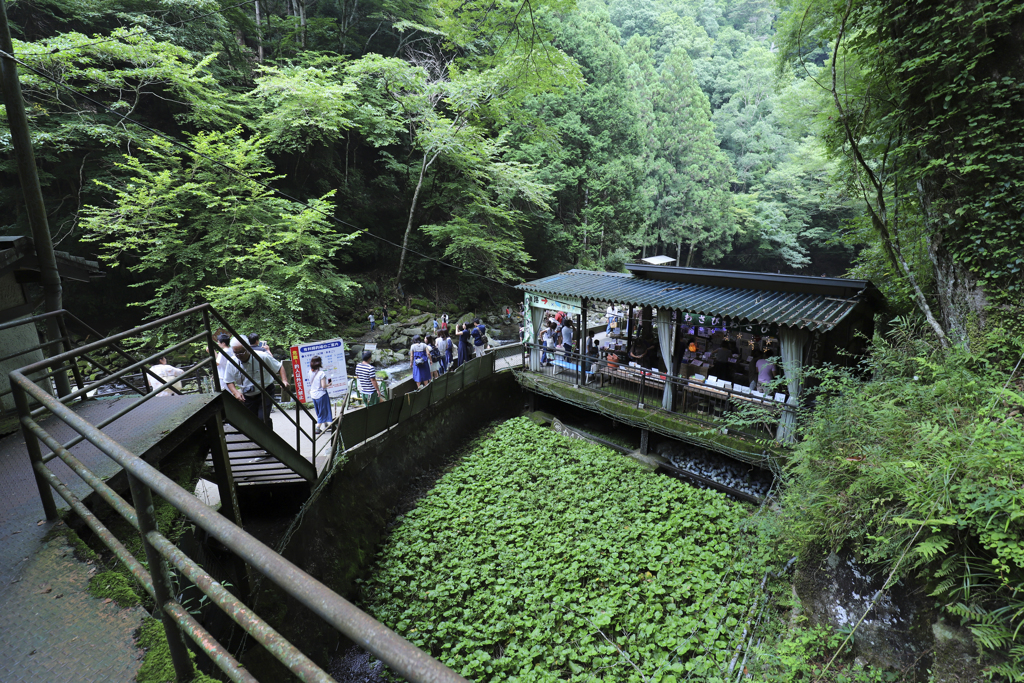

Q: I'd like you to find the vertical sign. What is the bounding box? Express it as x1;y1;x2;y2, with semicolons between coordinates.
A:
289;338;348;402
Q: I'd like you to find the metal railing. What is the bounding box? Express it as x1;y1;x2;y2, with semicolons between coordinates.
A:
5;304;324;474
521;342;782;443
9;308;469;683
0;308;177;416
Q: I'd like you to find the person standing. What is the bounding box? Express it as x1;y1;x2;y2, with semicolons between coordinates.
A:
214;334;234;390
436;330;452;374
368;312;375;331
308;355;332;434
147;356;185;396
356;350;382;406
381;306;389;326
560;317;574;353
456;323;472;368
471;318;487;358
410;335;431;389
224;337;289;425
441;313;449;331
426;334;441;379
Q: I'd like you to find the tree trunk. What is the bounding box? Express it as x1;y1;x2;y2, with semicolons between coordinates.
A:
829;0;949;347
299;0;306;49
254;0;263;62
676;239;682;267
685;240;696;267
396;152;432;284
916;181;985;347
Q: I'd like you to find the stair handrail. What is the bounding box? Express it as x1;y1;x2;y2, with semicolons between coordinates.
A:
9;362;468;683
202;307;320;468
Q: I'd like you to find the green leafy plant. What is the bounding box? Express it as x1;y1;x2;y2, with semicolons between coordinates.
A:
361;417;768;681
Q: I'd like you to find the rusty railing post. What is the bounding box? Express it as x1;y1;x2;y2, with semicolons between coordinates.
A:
13;381;58;520
202;309;221;394
56;313;86;392
127;473;194;682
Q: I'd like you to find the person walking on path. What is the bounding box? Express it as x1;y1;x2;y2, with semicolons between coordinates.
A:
436;330;452;374
368;312;375;331
307;355;333;434
355;350;383;406
472;318;487;358
148;356;185;396
432;318;440;334
225;337;289;425
410;335;432;389
381;306;389;325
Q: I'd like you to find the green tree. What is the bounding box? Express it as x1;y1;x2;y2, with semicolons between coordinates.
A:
80;130;357;342
648;45;735;266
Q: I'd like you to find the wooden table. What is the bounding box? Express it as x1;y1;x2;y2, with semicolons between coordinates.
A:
596;365;667;393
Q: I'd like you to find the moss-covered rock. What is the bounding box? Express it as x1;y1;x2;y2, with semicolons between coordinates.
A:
136;617;218;683
407;313;431;325
410;297;433;311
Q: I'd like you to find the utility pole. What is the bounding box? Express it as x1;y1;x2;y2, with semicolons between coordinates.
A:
0;0;73;398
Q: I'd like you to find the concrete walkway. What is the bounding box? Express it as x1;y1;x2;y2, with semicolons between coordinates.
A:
0;394;214;682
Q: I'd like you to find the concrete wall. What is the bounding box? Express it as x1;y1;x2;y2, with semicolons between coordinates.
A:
243;371;526;676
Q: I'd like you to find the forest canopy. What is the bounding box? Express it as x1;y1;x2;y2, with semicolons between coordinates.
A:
1;0;1021;345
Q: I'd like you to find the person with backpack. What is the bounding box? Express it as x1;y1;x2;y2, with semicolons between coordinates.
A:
436;330;452;374
426;334;441;379
471;318;488;358
409;335;431;389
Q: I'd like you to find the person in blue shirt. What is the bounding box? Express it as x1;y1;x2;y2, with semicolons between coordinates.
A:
471;318;487;358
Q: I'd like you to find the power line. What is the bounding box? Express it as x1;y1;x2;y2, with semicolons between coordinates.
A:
0;46;551;306
13;0;255;57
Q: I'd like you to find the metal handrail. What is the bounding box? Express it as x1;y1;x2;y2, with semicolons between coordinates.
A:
39;356;214;463
204;307;320;464
11;355;468;683
521;342;783;441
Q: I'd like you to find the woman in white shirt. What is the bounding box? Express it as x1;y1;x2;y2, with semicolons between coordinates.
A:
308;355;332;434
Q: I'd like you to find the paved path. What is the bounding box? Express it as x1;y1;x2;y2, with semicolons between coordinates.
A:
0;393;214;682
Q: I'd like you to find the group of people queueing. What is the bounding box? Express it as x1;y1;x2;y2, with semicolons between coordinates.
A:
538;311;578;366
409;318;488;389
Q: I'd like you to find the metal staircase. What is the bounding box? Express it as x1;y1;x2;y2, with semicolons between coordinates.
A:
216;397;317;487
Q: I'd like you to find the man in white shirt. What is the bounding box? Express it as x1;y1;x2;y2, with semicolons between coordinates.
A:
224;337;289;425
147;357;185;397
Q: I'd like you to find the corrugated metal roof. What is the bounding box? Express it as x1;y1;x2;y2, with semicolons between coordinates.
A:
518;269;867;332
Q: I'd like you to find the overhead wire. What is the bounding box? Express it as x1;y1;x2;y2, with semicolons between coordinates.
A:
11;0;256;57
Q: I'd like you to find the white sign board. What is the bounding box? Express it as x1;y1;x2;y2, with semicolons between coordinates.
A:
289;338;347;402
525;293;581;316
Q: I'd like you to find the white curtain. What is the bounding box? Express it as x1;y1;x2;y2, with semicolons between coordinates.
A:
777;327;809;443
657;309;674;410
529;301;544;371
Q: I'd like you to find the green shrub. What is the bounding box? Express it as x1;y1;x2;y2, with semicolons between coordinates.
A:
362;417;767;681
411;297;433;311
777;320;1024;679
